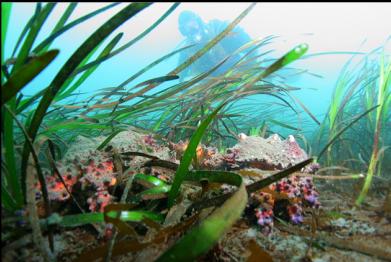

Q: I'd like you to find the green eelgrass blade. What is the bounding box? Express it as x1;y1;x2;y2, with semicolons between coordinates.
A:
16;88;46;113
80;45;194;117
55;32;124;101
18;26;109;112
119;44;195;89
237;43;309;94
20;3;153;200
17;21;112;110
43;210;164;228
12;3;56;73
87;2;255;121
3;105;51;212
186;170;242;186
245;158;313;193
135;185;171;201
107;75;180;114
113;57;230;119
186;158;313;213
134;173;169;188
317;105;380;160
319;53;362;151
32;3;120;54
75;172;244;261
19;3;177;112
1;5;14;197
167;102;227;208
37;3;77;54
17;41;105;113
1;182;18;211
153;105;175;131
134;75;179;89
159;159;312;261
1;50;59;106
288;92;321;125
2;106;22;206
74;162;312;260
1;3;61;203
1;2;12;67
186;159;313;213
356;54;391;206
71;3;180;77
55;41;104;100
268;119;302;131
96;128;127;151
157;172;247;261
41;121;111;134
10;3;37;59
3;96;22;207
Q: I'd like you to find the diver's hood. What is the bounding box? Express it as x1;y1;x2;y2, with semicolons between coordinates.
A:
178;10;207;41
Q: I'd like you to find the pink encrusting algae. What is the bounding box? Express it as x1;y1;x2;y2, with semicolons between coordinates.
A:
35;158;117;212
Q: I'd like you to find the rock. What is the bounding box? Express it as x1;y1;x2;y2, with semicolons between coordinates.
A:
224;134;317;172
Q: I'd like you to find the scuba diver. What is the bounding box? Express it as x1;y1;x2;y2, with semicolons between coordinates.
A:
177;10;254;81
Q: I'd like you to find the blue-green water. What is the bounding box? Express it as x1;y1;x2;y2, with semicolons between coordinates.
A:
2;3;390;261
5;3;390;121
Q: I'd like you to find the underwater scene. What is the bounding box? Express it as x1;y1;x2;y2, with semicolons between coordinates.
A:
1;2;391;262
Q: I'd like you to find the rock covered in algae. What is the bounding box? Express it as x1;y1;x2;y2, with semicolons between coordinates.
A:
35;129;173;212
63;129;172;162
225;134;319;173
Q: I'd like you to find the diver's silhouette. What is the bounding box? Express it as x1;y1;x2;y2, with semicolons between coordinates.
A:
177;10;253;81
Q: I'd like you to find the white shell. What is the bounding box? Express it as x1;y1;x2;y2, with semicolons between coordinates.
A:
238;133;248;141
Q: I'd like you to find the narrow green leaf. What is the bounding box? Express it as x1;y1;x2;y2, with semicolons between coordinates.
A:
44;210;164;228
187;159;314;213
186;170;242;186
318;105;380;159
10;3;39;58
113;57;230;119
55;42;104;101
17;41;104;113
1;50;59;106
167;102;227;207
13;3;56;72
239;43;309;93
119;44;194;89
4;104;51;218
153;105;175;131
268;119;301;131
158;173;247;261
1;5;18;209
1;183;18;211
38;3;77;54
290;93;321;125
3;99;23;206
134;75;179;88
56;32;124;101
136;185;171;200
41;121;110;134
20;3;153;200
1;2;12;64
80;45;194;117
32;3;120;54
134;173;169;188
96;128;127;151
245;158;313;193
71;3;180;76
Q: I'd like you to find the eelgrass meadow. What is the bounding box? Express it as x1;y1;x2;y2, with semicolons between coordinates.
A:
2;3;390;261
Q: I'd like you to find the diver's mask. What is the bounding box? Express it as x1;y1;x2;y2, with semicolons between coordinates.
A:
178;11;206;43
